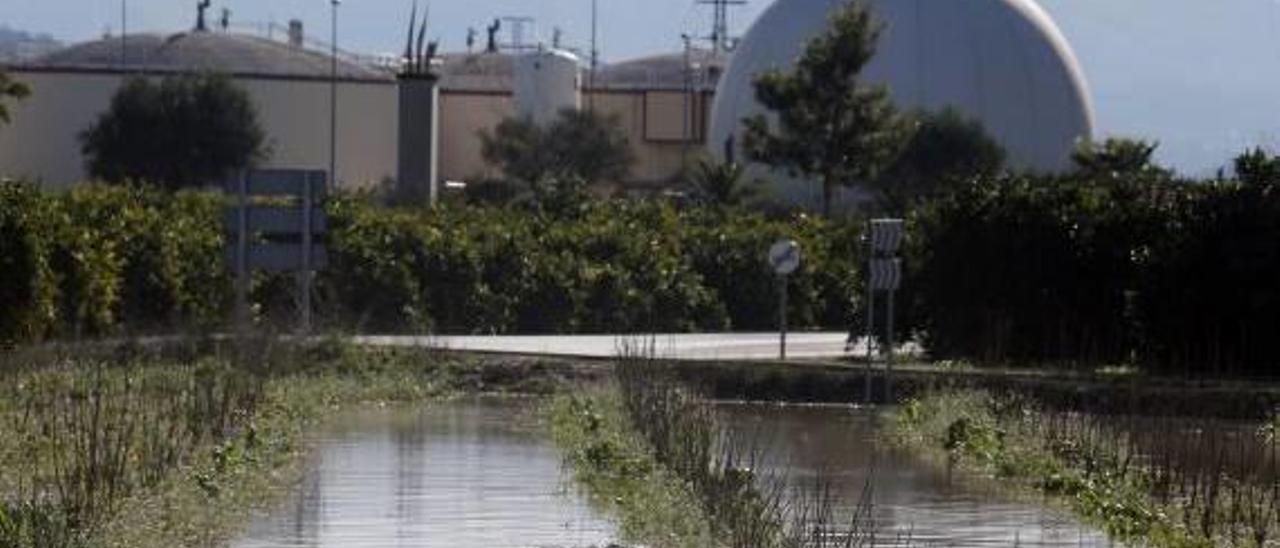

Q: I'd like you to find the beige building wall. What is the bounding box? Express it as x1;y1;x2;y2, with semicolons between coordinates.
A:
438;91;513;183
0;71;122;186
435;88;713;186
0;70;398;189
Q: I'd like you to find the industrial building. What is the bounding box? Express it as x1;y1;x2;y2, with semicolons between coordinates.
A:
0;0;1093;205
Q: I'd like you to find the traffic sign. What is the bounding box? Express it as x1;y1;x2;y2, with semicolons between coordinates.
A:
869;258;902;291
870;219;904;253
768;239;801;276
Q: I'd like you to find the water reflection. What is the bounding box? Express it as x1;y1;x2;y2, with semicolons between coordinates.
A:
232;397;1115;548
720;403;1115;547
231;397;614;548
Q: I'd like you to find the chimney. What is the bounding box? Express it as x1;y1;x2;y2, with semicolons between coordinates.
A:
397;71;441;205
288;20;304;48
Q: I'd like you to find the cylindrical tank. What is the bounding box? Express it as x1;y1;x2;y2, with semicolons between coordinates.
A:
514;48;582;126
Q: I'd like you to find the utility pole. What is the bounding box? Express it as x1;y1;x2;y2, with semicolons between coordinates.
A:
120;0;127;68
330;0;340;189
696;0;746;53
681;33;694;163
587;0;599;111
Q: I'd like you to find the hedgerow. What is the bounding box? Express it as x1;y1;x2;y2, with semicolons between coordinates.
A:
0;183;863;342
905;173;1280;377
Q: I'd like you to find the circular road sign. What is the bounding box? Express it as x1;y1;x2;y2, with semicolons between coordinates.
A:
768;239;802;276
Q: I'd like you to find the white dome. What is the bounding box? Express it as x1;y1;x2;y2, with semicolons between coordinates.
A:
709;0;1095;204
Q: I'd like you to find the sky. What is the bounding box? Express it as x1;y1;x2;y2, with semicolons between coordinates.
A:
4;0;1280;175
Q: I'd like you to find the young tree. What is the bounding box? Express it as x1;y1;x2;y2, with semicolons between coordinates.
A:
878;107;1005;211
480;108;634;187
742;0;910;216
80;73;266;189
1232;147;1280;187
1071;137;1167;179
687;157;759;208
0;71;31;126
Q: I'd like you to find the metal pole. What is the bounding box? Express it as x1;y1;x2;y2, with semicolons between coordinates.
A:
329;0;339;188
681;34;692;165
300;172;315;335
120;0;127;68
588;0;598;111
865;290;875;403
864;224;875;404
235;171;249;336
886;288;896;404
779;274;788;360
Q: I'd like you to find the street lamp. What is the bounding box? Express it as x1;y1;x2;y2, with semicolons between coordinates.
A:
330;0;340;187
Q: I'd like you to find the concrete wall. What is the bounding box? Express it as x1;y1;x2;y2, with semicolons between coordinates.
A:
438;91;512;182
0;69;714;191
0;70;398;188
436;88;712;186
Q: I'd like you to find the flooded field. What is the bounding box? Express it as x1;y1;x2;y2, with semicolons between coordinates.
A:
232;398;1111;547
719;403;1113;547
231;398;615;548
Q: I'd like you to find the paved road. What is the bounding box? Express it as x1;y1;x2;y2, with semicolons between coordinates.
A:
356;332;860;361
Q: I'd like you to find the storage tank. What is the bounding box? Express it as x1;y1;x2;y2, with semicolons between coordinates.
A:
709;0;1095;209
513;48;582;126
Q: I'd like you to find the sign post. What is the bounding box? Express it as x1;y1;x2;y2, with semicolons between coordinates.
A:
226;169;330;336
768;239;801;360
866;219;904;403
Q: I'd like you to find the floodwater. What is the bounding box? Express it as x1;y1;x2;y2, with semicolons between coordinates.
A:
231;397;1112;548
720;403;1114;547
230;397;615;548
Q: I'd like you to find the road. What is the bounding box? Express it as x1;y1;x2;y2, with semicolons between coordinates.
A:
355;332;859;361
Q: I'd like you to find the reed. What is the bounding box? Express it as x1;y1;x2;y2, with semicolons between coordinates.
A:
0;356;261;546
896;390;1279;547
612;353;893;547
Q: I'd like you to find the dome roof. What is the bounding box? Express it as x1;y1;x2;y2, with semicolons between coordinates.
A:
710;0;1094;178
28;31;391;82
597;49;729;90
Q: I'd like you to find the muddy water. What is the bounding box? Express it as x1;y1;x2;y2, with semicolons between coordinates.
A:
720;403;1115;547
230;397;614;548
231;397;1112;547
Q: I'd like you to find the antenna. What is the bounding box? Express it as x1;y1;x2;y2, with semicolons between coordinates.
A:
405;0;417;62
696;0;746;53
196;0;212;32
500;16;535;51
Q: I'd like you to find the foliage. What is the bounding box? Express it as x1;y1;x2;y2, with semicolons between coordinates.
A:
686;158;761;208
323;196;860;335
877;107;1005;213
0;185;865;344
903;166;1280;377
0;182;56;347
606;357;884;547
480;108;635;187
1071;137;1168;179
1232;147;1280;187
80;74;267;190
742;0;910;216
893;390;1277;547
549;393;716;547
0;70;30;126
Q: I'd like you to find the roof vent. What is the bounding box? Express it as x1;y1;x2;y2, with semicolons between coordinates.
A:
288;20;304;48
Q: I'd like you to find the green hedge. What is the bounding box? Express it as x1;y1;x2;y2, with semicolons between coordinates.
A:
322;197;862;334
1;182;227;345
906;174;1280;377
0;183;863;344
